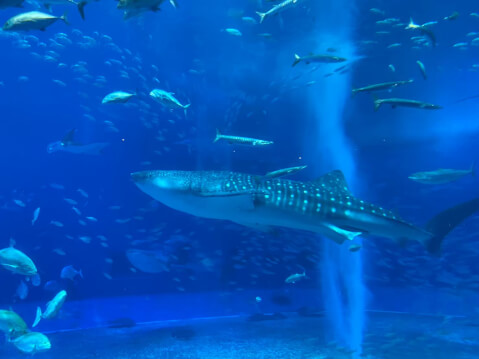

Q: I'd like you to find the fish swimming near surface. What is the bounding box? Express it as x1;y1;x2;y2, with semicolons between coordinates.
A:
256;0;302;24
409;163;475;184
131;169;479;254
373;97;442;111
351;80;413;96
292;53;347;67
2;11;68;32
47;129;109;155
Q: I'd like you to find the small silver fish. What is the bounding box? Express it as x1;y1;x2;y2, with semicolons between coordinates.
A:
60;265;83;281
149;89;190;111
292;53;347;67
374;98;442;111
64;198;77;205
32;207;40;226
256;0;302;24
102;91;136;104
50;220;64;227
13;199;26;207
285;272;307;284
214;129;273;146
352;80;413;95
77;189;88;198
223;28;242;36
265;166;307;178
416;60;427;80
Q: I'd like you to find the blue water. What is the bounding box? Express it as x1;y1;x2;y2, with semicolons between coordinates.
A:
0;0;479;358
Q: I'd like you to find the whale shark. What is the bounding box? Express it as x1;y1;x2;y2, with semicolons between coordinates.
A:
131;169;479;254
47;129;109;155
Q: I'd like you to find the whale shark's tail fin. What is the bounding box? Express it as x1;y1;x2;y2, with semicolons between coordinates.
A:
425;198;479;254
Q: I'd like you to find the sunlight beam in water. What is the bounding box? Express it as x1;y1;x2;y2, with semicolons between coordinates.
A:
308;1;365;356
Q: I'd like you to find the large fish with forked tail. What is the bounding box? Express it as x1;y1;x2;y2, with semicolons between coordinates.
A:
131;170;479;254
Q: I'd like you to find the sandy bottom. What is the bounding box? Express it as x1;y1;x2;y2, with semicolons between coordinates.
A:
1;311;478;358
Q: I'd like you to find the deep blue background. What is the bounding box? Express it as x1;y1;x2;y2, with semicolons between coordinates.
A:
0;0;478;315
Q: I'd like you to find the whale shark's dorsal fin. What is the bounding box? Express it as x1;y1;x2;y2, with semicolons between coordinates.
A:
62;129;77;145
311;170;351;194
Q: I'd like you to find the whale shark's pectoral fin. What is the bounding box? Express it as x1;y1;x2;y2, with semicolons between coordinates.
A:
324;224;363;243
62;128;77;145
